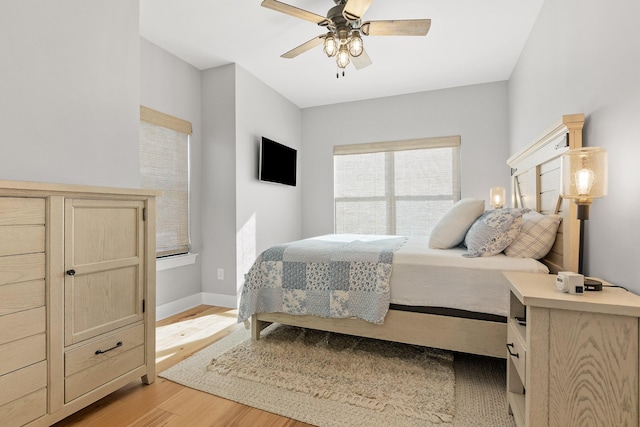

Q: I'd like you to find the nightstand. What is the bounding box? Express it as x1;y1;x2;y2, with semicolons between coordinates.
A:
503;271;640;427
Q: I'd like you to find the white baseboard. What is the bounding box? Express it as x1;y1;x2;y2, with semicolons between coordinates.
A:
156;292;238;321
156;293;203;320
202;292;238;309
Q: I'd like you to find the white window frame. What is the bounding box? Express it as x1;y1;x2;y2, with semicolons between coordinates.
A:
333;136;461;236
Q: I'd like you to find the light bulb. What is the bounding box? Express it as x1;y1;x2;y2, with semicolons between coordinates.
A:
575;168;595;196
348;32;363;57
336;46;350;69
323;34;337;57
490;186;505;209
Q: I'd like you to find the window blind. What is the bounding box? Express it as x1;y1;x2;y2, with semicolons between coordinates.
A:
334;136;460;237
140;106;191;257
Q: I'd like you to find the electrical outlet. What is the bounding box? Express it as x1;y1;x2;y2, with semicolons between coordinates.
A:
217;268;224;280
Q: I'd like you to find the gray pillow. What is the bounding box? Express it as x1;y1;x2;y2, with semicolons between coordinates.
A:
464;208;523;257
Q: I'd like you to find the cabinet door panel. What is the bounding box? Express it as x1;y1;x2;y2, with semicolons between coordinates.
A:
65;199;144;345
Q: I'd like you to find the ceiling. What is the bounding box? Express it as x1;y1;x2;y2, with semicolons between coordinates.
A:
140;0;545;108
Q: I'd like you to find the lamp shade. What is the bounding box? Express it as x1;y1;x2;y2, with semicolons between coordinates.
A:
490;186;506;209
560;147;608;204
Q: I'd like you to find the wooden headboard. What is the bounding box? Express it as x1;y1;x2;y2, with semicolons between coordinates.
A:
506;114;584;274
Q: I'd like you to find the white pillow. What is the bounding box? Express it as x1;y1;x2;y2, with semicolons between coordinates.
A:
463;208;523;257
504;210;561;259
428;198;485;249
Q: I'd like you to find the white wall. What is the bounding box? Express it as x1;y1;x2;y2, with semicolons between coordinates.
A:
509;0;640;293
0;0;140;188
201;64;238;306
301;81;510;238
140;38;203;308
235;67;303;296
200;64;302;305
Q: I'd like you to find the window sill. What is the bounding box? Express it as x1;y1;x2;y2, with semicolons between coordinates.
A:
156;253;198;271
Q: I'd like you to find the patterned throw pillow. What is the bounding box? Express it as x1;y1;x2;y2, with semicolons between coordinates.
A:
504;210;561;259
428;198;485;249
463;208;523;257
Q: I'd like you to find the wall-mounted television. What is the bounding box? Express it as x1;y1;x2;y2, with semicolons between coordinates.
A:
259;137;297;186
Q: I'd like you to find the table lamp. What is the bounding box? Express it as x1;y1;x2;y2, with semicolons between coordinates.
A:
490;186;506;209
560;147;608;290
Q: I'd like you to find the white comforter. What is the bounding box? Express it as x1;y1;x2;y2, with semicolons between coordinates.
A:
389;237;548;317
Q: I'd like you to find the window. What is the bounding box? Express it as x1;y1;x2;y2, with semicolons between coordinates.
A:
334;136;460;236
140;106;191;257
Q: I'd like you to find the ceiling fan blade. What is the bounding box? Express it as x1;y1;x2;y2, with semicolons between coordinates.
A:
261;0;328;25
281;35;325;59
352;49;372;70
361;19;431;36
343;0;373;22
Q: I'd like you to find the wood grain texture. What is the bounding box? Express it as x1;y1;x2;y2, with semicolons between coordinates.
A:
0;183;158;427
507;274;640;427
65;346;145;403
0;388;47;427
53;306;312;427
0;197;44;225
525;306;549;426
64;199;144;345
0;279;44;315
508;114;584;274
0;306;45;345
0;361;47;406
0;225;44;256
255;308;507;358
0;333;46;377
0;253;45;286
549;310;638;426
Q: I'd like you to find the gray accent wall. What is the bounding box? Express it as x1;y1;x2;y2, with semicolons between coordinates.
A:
508;0;640;293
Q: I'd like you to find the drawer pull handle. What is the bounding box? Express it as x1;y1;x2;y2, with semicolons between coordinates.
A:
95;341;123;355
66;269;76;276
506;343;519;359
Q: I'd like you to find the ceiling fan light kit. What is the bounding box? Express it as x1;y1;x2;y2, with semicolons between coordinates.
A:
261;0;431;76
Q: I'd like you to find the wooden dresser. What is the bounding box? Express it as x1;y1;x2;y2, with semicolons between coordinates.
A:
504;271;640;427
0;180;159;426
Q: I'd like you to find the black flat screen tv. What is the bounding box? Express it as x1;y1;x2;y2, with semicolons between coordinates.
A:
259;137;297;186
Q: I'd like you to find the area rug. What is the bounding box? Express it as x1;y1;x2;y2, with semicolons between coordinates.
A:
160;324;515;427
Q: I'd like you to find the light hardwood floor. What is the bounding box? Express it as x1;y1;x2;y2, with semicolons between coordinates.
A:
53;306;313;427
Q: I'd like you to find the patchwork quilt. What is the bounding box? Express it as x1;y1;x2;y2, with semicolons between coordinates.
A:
238;235;407;324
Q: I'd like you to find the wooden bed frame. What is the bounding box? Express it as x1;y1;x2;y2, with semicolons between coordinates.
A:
251;114;585;359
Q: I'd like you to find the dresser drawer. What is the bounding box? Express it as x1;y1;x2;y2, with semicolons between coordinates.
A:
0;306;46;346
64;324;145;402
0;225;45;257
507;321;526;386
0;333;46;377
0;253;45;288
0;388;47;427
0;360;47;406
0;197;45;225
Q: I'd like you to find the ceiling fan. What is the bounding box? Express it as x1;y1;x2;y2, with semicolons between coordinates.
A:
261;0;431;76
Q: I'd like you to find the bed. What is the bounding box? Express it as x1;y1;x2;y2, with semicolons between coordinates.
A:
243;114;585;359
